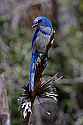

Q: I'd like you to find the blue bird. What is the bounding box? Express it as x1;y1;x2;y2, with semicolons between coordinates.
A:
29;16;54;93
18;16;56;119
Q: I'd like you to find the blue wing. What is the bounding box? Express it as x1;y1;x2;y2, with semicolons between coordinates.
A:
29;51;39;92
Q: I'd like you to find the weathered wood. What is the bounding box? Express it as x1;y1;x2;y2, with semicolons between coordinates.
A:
0;75;10;125
28;97;58;125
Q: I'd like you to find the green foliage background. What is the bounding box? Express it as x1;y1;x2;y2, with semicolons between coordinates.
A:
0;1;83;124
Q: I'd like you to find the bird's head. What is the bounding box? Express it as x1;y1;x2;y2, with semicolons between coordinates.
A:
32;16;52;30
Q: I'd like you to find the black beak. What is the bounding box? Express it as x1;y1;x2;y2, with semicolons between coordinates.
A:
32;22;38;28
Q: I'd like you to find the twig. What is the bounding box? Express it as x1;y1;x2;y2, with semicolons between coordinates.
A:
41;73;63;88
41;73;58;87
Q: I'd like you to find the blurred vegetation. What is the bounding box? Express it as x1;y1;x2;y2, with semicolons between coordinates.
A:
0;0;83;125
0;16;32;125
80;0;83;30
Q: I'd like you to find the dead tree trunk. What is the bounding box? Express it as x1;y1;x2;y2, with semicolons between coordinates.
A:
0;75;11;125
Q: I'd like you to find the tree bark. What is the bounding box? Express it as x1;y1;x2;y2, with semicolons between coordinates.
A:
0;76;11;125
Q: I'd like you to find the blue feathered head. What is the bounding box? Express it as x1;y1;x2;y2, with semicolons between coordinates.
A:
32;16;52;29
